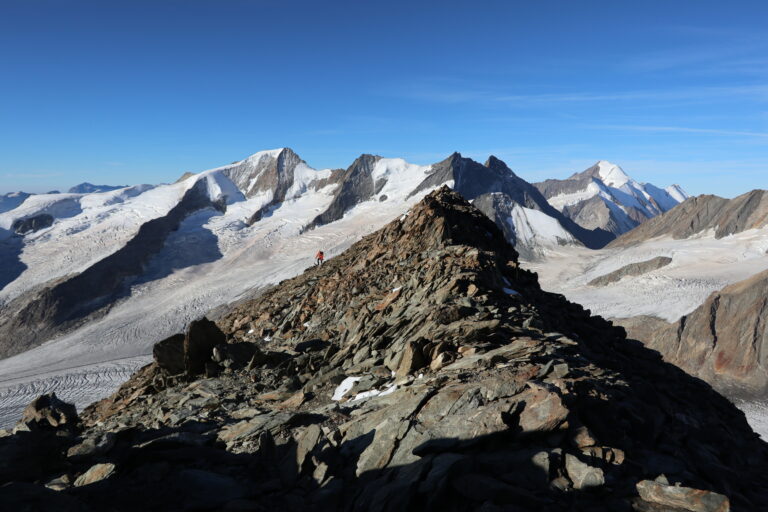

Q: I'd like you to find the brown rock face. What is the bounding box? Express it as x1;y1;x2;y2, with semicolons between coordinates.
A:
617;269;768;398
5;187;768;511
610;189;768;247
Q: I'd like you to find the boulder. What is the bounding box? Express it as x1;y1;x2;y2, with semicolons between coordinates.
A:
67;432;116;460
184;317;226;375
564;453;605;489
153;333;185;375
73;462;116;487
636;480;730;512
212;342;260;369
396;340;426;378
518;388;568;433
18;393;78;431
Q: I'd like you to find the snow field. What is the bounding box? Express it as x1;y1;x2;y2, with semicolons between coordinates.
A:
0;153;445;428
525;226;768;322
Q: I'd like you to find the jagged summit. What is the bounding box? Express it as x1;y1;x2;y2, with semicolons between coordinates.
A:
4;187;766;510
535;161;688;239
592;160;631;187
484;155;518;177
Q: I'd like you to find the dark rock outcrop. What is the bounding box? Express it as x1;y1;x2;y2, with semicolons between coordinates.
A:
2;187;767;511
183;317;226;376
11;213;54;235
588;256;673;286
616;269;768;399
305;154;382;229
153;334;186;375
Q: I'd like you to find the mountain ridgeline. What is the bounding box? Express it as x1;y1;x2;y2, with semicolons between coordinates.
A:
1;187;765;511
306;152;614;253
0;149;683;361
608;189;768;247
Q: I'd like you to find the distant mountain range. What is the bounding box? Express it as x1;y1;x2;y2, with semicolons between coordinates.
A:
68;182;128;194
534;160;687;237
0;149;686;365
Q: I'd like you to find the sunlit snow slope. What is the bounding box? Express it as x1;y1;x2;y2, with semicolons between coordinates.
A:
0;149;447;427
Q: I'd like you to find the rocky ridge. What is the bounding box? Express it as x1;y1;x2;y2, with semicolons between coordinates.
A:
0;188;766;511
588;256;673;287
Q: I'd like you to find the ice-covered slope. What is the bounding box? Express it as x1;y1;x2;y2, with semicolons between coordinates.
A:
0;149;446;426
526;225;768;322
534;161;688;242
305;152;611;259
0;149;338;357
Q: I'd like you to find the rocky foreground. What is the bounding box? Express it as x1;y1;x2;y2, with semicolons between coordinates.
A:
1;188;767;511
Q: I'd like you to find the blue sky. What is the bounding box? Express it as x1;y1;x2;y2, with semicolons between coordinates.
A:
1;0;766;196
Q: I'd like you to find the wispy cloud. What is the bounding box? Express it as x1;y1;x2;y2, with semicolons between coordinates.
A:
623;46;768;75
2;171;63;179
393;83;768;106
596;124;768;140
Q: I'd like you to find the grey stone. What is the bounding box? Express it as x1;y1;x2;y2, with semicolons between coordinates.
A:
74;462;116;487
564;453;604;489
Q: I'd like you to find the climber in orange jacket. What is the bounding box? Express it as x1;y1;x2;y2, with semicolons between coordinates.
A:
315;250;325;266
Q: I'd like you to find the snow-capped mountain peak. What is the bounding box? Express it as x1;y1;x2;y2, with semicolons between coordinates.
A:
243;147;285;163
595;160;631;188
665;184;689;203
534;161;688;240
